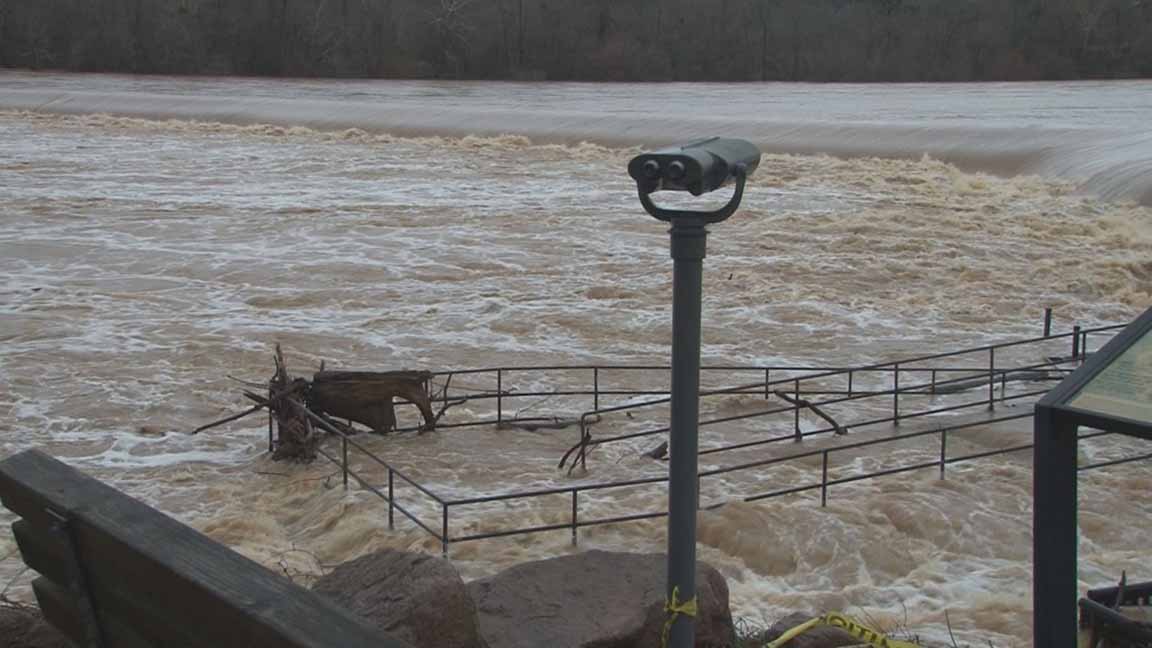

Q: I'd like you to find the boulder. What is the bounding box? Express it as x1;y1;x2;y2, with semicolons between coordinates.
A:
0;603;70;648
312;549;487;648
761;612;861;648
466;550;735;648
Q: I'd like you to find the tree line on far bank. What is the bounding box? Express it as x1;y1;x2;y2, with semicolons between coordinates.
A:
2;0;1150;82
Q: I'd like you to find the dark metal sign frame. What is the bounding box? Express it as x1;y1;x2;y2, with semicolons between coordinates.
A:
1033;306;1152;648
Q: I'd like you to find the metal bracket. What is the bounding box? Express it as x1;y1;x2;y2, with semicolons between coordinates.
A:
637;168;748;224
46;508;107;648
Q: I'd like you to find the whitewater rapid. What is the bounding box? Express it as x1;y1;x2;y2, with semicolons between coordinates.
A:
3;72;1152;205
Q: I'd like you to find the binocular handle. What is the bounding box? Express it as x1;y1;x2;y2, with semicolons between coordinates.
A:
637;166;749;224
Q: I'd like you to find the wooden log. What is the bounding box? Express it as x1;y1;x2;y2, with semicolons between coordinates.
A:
191;404;266;435
774;389;846;435
268;346;318;461
0;450;409;648
309;370;436;433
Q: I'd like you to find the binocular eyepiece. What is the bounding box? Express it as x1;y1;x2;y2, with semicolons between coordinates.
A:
628;137;761;196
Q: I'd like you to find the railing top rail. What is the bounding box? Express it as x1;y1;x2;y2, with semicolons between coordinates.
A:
564;325;1119;427
699;412;1035;477
422;324;1121;379
575;357;1069;452
446;410;1040;506
445;472;669;506
298;406;446;504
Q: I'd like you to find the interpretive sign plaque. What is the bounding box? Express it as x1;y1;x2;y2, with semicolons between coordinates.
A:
1068;329;1152;425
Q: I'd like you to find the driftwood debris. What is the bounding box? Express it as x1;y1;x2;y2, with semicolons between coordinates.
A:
268;348;317;461
773;389;846;436
310;370;435;434
193;346;437;462
642;441;669;460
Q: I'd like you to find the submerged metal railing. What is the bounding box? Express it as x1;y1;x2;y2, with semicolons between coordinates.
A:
288;319;1148;555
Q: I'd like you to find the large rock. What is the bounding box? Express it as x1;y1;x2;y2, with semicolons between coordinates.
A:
466;550;735;648
312;549;487;648
0;603;70;648
761;612;862;648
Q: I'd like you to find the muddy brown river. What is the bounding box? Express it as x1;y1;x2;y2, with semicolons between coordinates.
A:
1;72;1151;646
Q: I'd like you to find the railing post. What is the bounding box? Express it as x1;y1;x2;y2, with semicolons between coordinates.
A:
1044;307;1053;337
341;435;349;491
593;368;600;411
893;363;901;425
988;348;996;411
442;505;449;557
939;429;948;479
793;379;801;441
847;370;853;397
47;511;107;648
571;490;579;546
1072;326;1082;359
387;469;395;530
764;368;770;400
820;451;829;507
930;369;937;395
496;369;503;423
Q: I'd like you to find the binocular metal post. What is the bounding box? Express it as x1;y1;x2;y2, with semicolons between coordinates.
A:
639;170;749;648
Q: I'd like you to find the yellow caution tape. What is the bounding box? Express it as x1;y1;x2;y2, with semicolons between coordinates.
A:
661;586;699;648
765;611;921;648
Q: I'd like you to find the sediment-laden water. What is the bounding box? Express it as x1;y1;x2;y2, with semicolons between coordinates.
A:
1;73;1151;646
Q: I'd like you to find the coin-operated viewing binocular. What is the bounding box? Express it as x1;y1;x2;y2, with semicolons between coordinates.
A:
627;137;761;223
625;137;763;648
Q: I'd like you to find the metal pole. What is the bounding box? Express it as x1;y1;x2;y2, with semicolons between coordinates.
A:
441;505;449;557
1044;307;1053;337
496;369;503;423
820;451;829;507
387;469;395;530
793;379;801;441
593;368;600;411
571;490;579;546
665;216;706;648
1033;406;1079;648
988;348;996;411
939;429;947;479
893;363;900;424
1072;326;1082;359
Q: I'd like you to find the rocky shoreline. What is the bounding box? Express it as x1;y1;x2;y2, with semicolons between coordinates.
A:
0;549;918;648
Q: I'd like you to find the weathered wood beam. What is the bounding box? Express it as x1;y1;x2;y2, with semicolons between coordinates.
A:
0;450;409;648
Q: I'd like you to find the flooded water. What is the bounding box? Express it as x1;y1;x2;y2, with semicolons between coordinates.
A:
5;71;1152;205
1;72;1152;646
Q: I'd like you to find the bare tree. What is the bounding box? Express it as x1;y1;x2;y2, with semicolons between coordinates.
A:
428;0;474;75
1;0;1150;80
